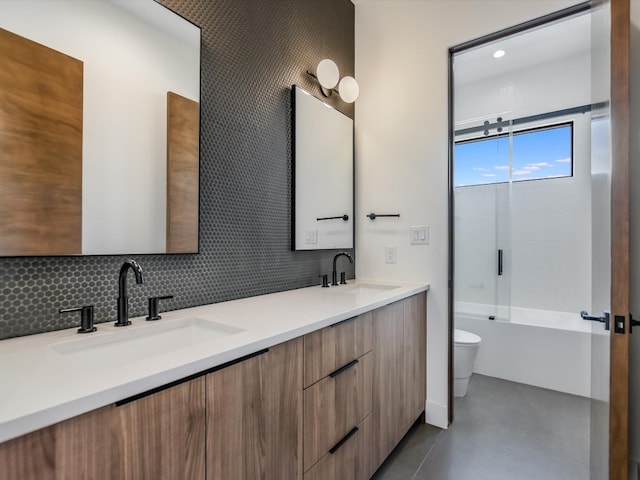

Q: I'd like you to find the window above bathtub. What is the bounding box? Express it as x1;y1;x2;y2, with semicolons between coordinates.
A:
454;122;573;187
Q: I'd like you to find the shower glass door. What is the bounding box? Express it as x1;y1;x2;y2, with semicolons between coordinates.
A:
452;114;513;323
452;11;592;329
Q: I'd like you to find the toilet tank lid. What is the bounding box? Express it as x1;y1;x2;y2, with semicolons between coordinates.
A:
454;329;481;345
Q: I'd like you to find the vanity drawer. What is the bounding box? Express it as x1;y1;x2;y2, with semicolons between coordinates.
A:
303;351;372;471
303;311;372;388
303;413;373;480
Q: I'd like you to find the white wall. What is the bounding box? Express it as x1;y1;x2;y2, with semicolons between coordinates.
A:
0;1;199;254
354;0;583;428
455;51;591;122
454;52;592;314
629;0;640;470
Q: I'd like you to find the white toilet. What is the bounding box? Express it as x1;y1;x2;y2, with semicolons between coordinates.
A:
454;329;482;397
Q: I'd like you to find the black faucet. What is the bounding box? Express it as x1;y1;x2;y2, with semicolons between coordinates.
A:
332;252;353;286
115;260;145;327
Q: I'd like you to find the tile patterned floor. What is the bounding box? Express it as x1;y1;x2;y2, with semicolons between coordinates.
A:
372;374;590;480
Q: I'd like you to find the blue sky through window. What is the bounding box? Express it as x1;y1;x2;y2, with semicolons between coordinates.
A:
454;124;572;187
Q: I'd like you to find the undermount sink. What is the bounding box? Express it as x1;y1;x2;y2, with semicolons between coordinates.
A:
336;283;400;295
50;317;244;366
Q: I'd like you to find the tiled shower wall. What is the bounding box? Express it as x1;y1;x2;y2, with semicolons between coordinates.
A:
0;0;355;340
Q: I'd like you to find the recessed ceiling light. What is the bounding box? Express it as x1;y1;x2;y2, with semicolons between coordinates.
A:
493;50;506;59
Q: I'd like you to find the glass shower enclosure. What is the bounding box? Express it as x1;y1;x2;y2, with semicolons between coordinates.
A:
451;12;593;327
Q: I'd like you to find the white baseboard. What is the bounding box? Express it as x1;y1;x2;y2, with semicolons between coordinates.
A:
425;399;448;429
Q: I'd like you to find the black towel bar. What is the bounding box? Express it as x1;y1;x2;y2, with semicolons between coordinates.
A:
366;213;400;220
317;215;349;221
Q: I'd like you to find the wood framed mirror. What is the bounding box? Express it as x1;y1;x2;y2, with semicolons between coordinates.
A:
0;0;201;256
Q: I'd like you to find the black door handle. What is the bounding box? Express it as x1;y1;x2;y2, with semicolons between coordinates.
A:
498;249;503;276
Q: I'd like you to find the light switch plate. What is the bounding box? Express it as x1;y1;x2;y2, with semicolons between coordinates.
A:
410;225;429;245
304;229;317;244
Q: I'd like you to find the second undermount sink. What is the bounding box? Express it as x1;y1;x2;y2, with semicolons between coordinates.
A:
50;317;245;366
336;283;401;295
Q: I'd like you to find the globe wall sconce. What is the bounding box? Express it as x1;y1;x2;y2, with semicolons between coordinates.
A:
307;59;359;103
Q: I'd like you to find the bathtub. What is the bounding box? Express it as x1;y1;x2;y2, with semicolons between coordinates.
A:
455;303;591;397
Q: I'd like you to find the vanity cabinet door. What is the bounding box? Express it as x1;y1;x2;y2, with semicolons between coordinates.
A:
114;376;206;480
0;376;206;480
372;300;405;471
206;337;303;480
402;292;427;432
0;405;115;480
372;293;427;472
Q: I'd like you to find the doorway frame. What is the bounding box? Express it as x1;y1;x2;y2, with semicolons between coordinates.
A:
446;1;593;425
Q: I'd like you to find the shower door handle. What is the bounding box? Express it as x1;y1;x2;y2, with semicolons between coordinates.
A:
497;249;503;276
580;310;610;331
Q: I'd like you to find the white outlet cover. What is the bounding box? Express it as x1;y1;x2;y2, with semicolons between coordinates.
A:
385;245;397;264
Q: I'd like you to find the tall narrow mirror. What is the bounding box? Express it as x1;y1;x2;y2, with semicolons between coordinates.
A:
292;85;353;250
0;0;200;256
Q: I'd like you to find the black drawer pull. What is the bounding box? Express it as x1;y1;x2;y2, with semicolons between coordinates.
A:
330;316;357;328
329;426;359;454
116;348;269;406
329;358;358;378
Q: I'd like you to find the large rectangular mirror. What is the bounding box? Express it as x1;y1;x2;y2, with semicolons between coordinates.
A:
0;0;201;256
292;85;353;250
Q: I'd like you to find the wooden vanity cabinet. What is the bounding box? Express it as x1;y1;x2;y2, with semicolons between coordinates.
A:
372;292;427;472
0;405;113;480
0;340;301;480
206;337;302;480
115;338;302;480
114;376;206;479
302;312;374;479
0;378;206;480
303;293;426;478
0;292;426;480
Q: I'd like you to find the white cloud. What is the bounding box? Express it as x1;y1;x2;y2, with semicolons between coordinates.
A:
473;167;491;171
530;162;554;168
494;165;510;171
556;158;571;164
482;173;497;177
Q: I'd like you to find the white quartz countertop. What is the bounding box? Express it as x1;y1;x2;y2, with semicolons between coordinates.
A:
0;280;429;443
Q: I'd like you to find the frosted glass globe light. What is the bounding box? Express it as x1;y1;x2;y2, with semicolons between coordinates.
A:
338;76;359;103
316;59;339;89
